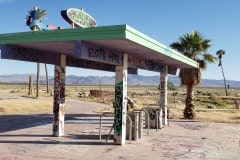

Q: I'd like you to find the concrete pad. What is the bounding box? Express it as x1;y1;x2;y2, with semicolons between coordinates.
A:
0;99;240;160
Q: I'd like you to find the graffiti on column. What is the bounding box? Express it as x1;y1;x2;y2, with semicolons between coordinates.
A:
114;81;123;136
53;66;65;135
160;78;165;106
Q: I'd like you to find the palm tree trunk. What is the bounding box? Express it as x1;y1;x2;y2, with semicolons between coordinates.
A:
45;64;49;94
183;84;195;119
221;65;228;96
28;75;32;95
36;63;40;97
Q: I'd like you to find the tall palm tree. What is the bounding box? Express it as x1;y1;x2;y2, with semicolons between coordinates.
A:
36;63;40;97
216;50;227;96
170;30;216;119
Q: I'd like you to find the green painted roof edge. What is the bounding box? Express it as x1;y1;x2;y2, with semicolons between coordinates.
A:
125;25;199;68
0;25;127;44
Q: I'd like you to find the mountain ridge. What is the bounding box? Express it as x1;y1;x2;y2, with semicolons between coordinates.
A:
0;74;239;88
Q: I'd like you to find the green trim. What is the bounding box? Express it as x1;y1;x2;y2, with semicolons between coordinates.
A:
125;25;199;68
0;25;126;44
0;24;198;68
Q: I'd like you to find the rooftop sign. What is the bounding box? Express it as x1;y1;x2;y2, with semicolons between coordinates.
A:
61;8;97;28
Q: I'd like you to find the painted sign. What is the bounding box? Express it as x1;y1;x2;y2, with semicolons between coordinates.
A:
128;55;177;75
1;45;174;75
61;8;97;28
128;55;163;72
67;56;137;74
1;45;60;65
75;41;123;66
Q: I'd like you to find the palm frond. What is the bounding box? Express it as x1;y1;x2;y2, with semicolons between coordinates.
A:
170;30;216;87
179;68;201;86
203;53;216;63
216;49;225;66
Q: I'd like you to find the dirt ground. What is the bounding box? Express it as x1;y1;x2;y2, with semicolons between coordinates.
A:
0;97;240;160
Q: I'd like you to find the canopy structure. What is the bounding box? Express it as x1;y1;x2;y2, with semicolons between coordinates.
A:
0;24;198;145
0;24;198;72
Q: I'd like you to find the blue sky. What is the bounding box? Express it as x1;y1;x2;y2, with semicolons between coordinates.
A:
0;0;239;81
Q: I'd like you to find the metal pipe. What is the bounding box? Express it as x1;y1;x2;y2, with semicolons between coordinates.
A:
106;123;114;143
99;112;114;141
132;108;150;135
126;114;132;144
99;115;102;141
156;110;159;131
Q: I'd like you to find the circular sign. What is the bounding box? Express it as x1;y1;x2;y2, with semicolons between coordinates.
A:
61;8;97;28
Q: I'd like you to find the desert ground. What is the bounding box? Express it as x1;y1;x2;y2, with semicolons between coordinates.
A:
0;83;240;159
1;83;240;123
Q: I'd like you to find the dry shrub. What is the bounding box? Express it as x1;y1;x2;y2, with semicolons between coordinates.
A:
0;99;52;114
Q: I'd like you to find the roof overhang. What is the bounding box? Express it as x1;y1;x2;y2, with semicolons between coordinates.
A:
0;24;198;74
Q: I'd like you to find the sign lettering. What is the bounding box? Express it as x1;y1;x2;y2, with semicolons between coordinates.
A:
76;41;123;65
61;8;97;28
1;45;60;65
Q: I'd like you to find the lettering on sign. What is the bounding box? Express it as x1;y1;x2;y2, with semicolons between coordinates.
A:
128;55;145;67
76;42;123;65
87;47;121;64
1;45;46;61
128;55;164;72
66;56;115;72
145;60;164;72
1;45;60;65
61;8;97;28
66;56;138;74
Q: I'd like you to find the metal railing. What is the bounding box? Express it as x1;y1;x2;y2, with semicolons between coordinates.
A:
144;104;170;130
131;108;150;136
99;112;114;141
99;112;132;144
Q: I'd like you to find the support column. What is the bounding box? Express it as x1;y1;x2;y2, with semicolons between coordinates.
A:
160;65;168;126
53;55;66;136
114;53;128;145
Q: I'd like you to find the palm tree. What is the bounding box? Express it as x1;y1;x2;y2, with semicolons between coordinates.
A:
26;7;48;97
216;50;227;96
170;30;216;119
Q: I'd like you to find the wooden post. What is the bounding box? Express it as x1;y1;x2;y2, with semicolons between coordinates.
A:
160;65;168;126
28;75;32;95
53;55;66;136
114;53;128;145
45;64;49;94
36;63;40;97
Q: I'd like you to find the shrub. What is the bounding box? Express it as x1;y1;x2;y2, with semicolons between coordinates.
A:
167;81;176;90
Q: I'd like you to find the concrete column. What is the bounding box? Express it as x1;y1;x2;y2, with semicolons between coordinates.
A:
160;65;168;126
114;53;128;145
53;55;66;136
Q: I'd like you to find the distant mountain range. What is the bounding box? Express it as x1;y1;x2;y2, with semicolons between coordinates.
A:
0;74;239;88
